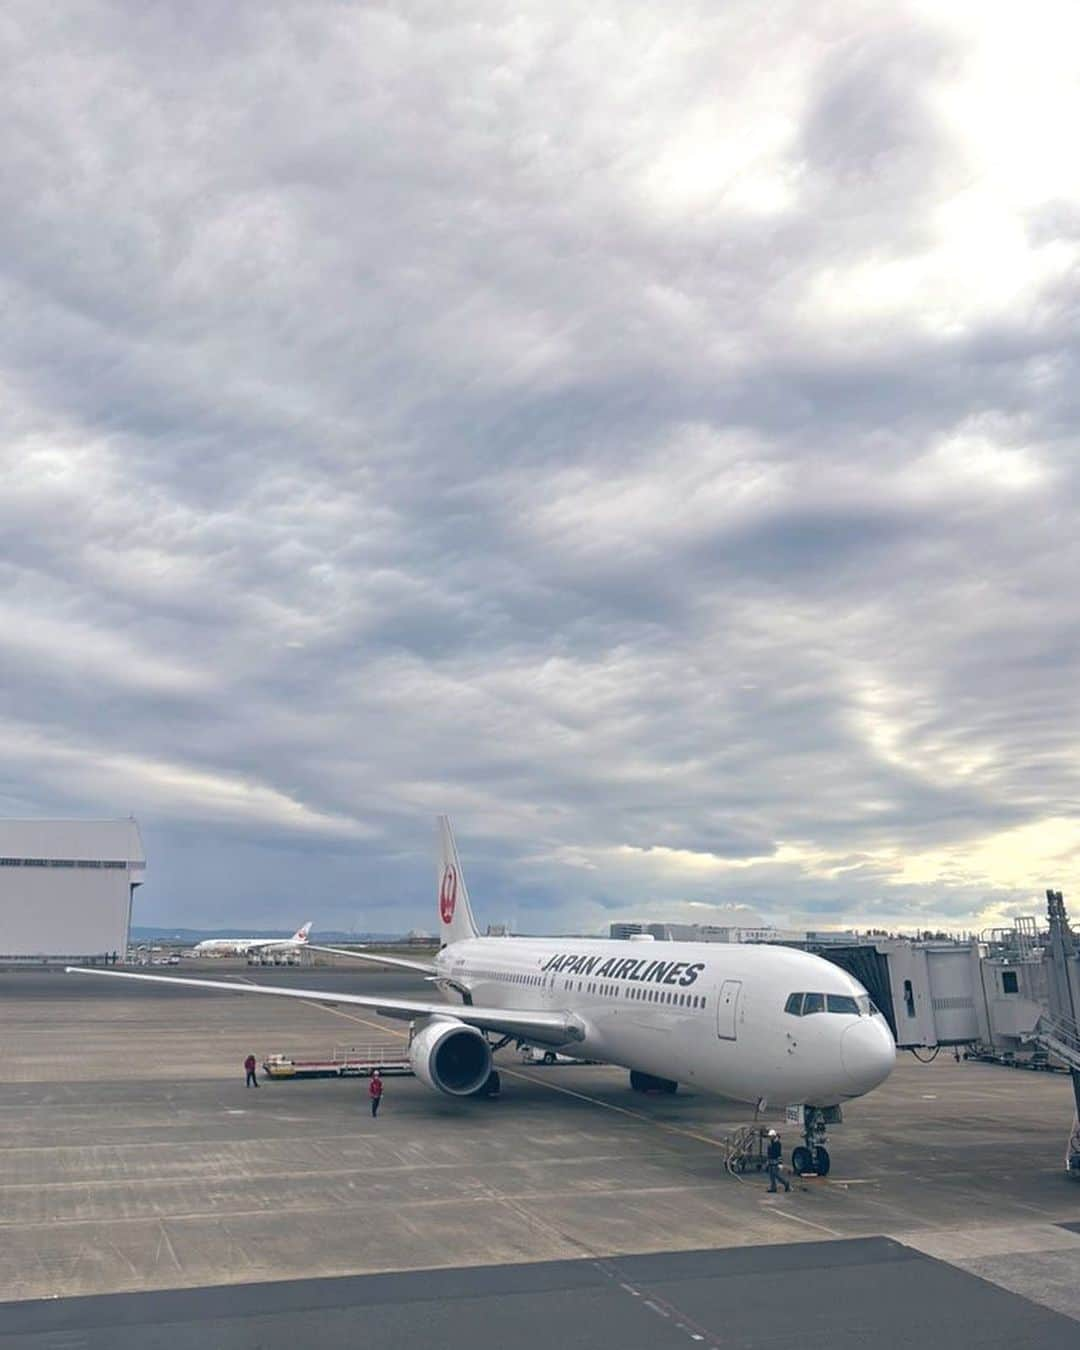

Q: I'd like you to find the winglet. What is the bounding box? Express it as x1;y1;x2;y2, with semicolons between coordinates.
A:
437;816;480;946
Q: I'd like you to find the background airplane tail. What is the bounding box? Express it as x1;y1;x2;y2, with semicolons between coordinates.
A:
292;922;312;943
437;816;480;946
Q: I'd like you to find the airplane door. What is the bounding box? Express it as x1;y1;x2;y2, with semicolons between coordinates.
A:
717;979;741;1040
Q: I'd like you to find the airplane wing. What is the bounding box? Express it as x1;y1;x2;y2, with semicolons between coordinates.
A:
65;966;578;1046
304;945;436;975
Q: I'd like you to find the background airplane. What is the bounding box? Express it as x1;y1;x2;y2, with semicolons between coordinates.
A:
192;921;312;957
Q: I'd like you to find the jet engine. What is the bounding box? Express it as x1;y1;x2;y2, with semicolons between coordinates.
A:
409;1018;492;1096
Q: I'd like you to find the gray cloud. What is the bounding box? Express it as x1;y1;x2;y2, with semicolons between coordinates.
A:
2;2;1079;935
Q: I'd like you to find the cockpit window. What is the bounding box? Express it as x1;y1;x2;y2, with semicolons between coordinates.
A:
787;990;873;1016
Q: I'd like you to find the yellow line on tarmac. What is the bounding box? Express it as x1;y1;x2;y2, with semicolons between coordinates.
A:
233;975;408;1042
237;974;729;1154
235;977;837;1212
496;1064;734;1154
238;976;731;1155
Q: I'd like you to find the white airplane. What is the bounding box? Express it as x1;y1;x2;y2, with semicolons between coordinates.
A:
69;820;894;1174
191;921;312;957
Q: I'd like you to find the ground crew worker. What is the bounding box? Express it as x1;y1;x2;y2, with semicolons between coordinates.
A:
369;1068;384;1118
766;1128;790;1192
244;1053;258;1088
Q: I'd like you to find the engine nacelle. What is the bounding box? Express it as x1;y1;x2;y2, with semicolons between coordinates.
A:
409;1018;492;1096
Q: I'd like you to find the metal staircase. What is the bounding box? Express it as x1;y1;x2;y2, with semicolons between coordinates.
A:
1026;1009;1080;1176
1027;1011;1080;1073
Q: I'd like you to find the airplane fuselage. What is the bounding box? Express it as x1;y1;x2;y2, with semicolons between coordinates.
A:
434;936;895;1107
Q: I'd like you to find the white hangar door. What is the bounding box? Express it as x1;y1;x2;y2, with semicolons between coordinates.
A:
717;979;742;1040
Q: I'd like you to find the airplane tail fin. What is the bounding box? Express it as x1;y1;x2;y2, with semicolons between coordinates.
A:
292;922;312;944
437;816;480;946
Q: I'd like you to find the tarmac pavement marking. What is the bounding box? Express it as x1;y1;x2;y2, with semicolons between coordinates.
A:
764;1206;842;1237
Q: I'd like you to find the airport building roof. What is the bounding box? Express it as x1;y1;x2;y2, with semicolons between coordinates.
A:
0;819;145;865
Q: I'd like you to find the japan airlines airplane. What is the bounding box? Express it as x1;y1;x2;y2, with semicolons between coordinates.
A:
69;820;894;1173
191;922;312;957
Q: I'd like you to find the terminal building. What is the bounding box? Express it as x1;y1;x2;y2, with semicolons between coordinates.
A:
609;920;805;943
0;819;145;960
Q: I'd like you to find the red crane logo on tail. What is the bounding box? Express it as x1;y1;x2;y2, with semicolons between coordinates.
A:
439;866;457;925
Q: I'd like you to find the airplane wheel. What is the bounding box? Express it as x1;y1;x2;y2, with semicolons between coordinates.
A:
791;1145;813;1175
543;1052;556;1065
813;1146;830;1176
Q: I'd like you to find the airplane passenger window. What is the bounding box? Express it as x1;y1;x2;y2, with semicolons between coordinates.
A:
784;993;804;1016
802;992;825;1014
826;994;859;1015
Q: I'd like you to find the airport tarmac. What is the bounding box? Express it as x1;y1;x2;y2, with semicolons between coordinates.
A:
1;964;1078;1346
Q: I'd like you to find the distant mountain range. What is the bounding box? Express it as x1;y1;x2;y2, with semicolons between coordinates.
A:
130;925;404;943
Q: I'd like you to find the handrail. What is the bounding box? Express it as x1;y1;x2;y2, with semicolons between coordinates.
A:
1029;1012;1080;1069
1035;1011;1080;1049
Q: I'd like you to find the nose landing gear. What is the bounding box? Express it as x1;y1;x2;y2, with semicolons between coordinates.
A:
789;1105;841;1177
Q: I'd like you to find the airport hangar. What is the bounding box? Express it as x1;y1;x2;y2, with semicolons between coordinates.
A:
0;819;145;960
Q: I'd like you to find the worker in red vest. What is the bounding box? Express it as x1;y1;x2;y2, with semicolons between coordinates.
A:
244;1053;258;1088
369;1068;384;1117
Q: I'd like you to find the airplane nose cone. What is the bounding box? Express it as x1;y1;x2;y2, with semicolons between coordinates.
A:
841;1018;895;1094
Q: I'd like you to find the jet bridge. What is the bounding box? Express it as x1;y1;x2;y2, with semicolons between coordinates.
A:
803;890;1080;1176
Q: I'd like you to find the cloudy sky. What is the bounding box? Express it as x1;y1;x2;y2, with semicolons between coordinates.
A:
3;1;1079;937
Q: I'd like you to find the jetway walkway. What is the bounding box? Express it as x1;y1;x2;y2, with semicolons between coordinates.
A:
800;888;1080;1176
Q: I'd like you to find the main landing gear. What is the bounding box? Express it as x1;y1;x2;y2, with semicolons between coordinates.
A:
789;1105;841;1176
629;1069;677;1094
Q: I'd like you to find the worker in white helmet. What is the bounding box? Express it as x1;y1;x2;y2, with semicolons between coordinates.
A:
766;1128;790;1193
